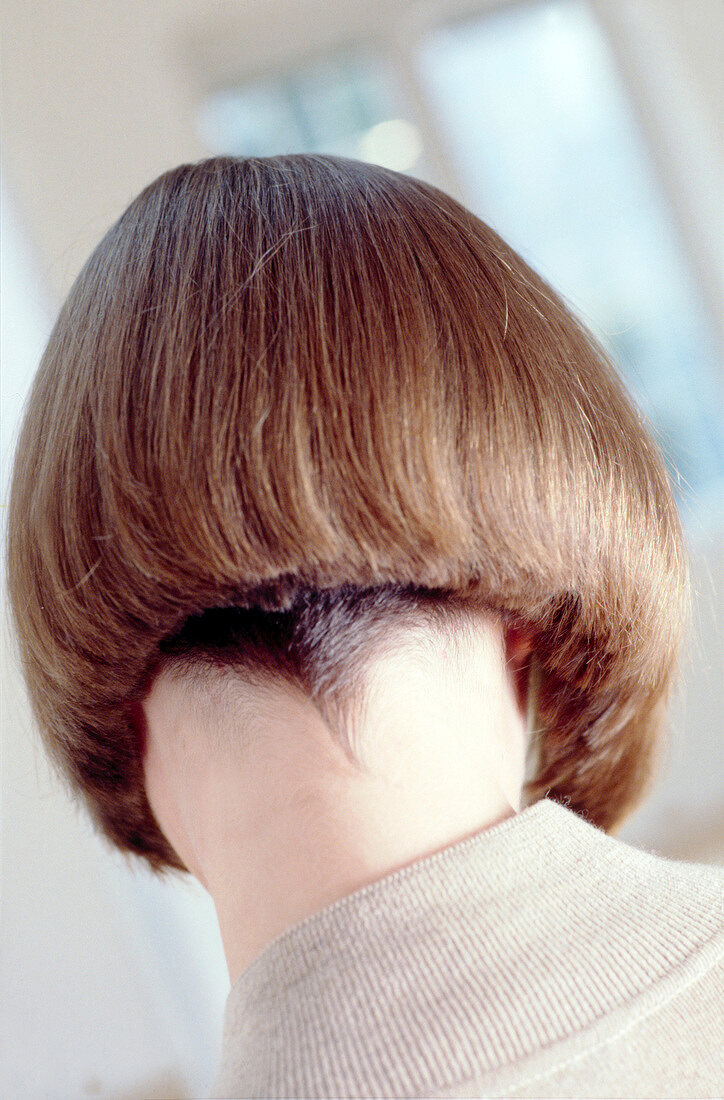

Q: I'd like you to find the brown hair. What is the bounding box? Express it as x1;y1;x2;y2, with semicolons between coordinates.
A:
7;154;690;872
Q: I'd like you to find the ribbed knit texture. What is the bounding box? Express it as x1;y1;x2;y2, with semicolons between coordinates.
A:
210;798;724;1099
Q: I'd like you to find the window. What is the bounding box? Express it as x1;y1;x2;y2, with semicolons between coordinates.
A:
197;0;723;527
198;46;427;175
418;0;723;525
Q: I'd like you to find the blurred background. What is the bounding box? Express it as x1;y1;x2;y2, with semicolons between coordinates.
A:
1;0;722;1097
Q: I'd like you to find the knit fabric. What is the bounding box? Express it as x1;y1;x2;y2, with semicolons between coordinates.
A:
210;797;724;1099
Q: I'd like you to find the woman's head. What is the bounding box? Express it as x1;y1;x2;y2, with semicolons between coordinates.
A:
7;154;690;871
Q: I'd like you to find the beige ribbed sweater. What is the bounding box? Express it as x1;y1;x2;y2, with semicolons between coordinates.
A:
210;797;724;1099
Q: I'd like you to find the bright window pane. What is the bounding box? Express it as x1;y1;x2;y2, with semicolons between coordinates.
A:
418;0;723;525
198;48;428;176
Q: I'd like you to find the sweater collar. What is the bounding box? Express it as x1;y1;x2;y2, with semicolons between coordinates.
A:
212;797;715;1098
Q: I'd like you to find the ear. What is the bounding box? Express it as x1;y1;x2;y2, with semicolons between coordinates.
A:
504;623;536;717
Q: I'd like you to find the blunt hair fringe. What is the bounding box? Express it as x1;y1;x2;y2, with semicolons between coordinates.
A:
7;154;691;872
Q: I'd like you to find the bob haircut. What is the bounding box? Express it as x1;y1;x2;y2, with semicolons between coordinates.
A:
7;154;690;873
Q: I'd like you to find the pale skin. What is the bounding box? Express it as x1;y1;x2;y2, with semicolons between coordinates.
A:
141;613;534;985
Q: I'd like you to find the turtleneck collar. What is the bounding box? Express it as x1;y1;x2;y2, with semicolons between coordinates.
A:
211;797;721;1099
